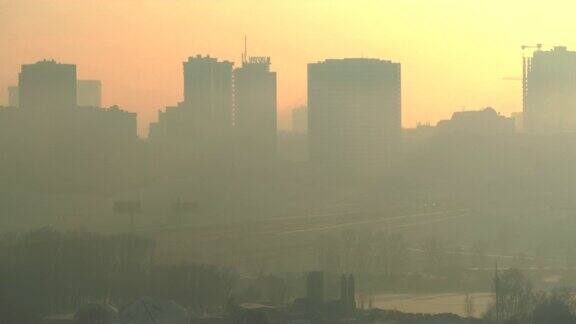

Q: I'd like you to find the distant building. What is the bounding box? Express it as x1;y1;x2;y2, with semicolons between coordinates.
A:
149;102;192;142
308;58;401;170
7;86;18;107
402;124;436;153
148;102;198;174
340;274;356;312
289;271;357;321
511;112;523;132
306;271;324;306
149;55;234;175
183;55;233;131
19;59;76;112
77;79;102;107
183;55;234;162
0;60;139;190
152;55;234;142
234;56;277;161
524;46;576;133
291;106;307;134
436;107;515;135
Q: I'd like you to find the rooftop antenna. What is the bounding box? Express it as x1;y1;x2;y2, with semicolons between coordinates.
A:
243;35;248;64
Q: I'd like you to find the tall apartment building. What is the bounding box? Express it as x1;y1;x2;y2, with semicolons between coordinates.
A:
1;60;138;188
308;58;401;170
524;46;576;133
19;59;77;112
184;55;235;163
183;55;233;129
234;56;277;161
77;80;102;107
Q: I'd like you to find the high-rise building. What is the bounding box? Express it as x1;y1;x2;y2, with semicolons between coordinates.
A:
340;274;356;312
7;86;18;107
19;59;76;112
233;56;277;161
523;46;576;133
291;106;307;134
308;58;401;170
149;55;234;175
183;55;233;128
0;61;139;189
182;55;234;162
77;80;102;107
306;271;324;306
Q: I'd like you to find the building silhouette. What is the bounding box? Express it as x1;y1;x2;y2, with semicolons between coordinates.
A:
184;55;234;161
77;80;102;107
0;60;138;190
149;102;192;142
148;102;197;174
234;56;277;162
436;107;515;135
153;55;234;140
308;58;401;171
291;106;307;134
183;55;233;130
19;59;76;112
340;274;356;312
524;46;576;133
7;86;18;107
306;271;324;307
149;55;235;175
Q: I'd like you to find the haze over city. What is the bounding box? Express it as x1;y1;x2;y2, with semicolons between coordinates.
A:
4;0;576;135
5;1;576;324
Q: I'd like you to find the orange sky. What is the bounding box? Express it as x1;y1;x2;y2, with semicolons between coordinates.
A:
1;0;576;136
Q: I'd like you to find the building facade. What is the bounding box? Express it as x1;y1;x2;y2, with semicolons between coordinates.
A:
524;46;576;133
233;56;277;161
77;80;102;107
7;86;18;107
1;60;138;190
19;59;77;112
183;55;234;162
183;55;233;131
308;58;401;171
149;55;235;175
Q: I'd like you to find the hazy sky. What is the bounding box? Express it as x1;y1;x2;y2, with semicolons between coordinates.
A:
1;0;575;135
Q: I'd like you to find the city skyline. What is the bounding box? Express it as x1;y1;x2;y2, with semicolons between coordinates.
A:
4;0;576;136
5;2;576;322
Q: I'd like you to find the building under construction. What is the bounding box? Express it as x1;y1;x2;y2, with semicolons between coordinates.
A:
523;45;576;133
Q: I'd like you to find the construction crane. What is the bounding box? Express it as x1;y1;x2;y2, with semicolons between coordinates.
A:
521;44;543;76
521;44;543;79
501;45;543;82
521;43;543;53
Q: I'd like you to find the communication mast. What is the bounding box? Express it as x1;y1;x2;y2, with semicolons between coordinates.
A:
242;35;248;64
